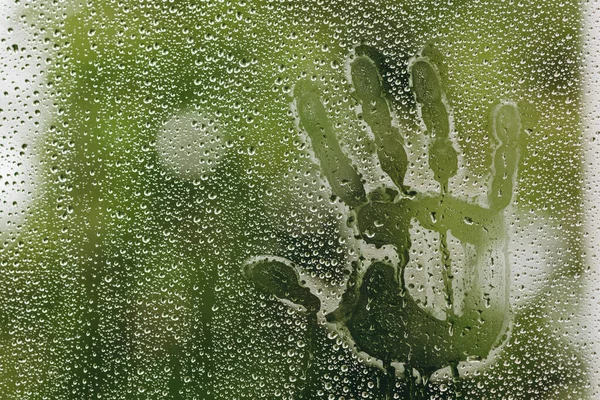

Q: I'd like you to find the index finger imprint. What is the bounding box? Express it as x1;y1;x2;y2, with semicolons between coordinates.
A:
295;83;367;207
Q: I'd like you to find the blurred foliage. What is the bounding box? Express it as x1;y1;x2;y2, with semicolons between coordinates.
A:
0;0;589;398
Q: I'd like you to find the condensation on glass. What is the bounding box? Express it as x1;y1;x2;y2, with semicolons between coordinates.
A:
0;0;597;399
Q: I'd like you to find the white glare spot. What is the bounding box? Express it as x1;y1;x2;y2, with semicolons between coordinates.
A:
156;108;227;180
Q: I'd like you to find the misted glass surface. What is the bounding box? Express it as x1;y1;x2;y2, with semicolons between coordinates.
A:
0;0;597;398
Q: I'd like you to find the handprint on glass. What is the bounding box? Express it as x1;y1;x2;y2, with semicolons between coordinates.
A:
244;45;521;396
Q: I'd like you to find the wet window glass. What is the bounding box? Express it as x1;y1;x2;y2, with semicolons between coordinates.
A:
1;0;598;398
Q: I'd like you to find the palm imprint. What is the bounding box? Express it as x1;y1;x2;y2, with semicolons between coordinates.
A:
244;45;521;374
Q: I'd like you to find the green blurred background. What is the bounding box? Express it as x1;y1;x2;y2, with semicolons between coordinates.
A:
0;0;590;398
